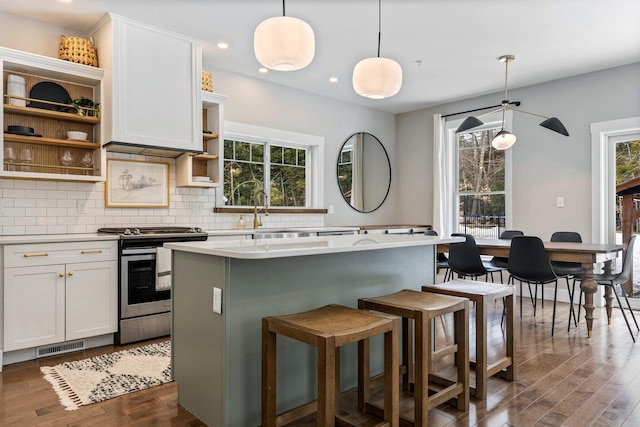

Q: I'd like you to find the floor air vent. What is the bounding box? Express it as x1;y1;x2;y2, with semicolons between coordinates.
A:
37;340;85;358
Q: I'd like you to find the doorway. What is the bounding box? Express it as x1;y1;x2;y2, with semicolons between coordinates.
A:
592;116;640;307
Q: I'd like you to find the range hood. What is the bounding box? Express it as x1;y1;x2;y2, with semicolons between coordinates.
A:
103;141;204;158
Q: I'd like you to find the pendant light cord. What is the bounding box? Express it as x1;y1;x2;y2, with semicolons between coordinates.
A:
377;0;381;57
282;0;286;16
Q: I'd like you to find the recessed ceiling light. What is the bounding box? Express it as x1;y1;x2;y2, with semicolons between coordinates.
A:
217;42;229;49
329;77;338;83
258;67;268;73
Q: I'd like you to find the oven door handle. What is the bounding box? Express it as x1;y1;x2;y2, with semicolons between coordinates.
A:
122;247;158;256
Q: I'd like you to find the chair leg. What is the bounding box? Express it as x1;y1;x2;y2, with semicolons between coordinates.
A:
612;285;636;342
567;278;578;332
528;282;537;316
551;281;558;337
577;290;583;322
519;280;523;318
619;284;639;331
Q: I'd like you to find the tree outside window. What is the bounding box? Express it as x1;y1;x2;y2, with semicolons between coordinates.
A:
223;139;307;207
457;128;506;238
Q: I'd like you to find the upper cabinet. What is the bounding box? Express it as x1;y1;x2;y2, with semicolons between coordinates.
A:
176;91;226;187
91;14;203;156
0;47;105;182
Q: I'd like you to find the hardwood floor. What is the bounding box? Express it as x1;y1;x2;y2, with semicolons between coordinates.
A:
1;292;639;426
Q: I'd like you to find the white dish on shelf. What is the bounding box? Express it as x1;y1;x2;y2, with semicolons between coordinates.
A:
193;176;212;182
66;138;90;142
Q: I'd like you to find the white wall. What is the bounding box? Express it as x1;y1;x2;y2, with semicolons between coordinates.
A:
204;66;398;226
396;62;640;242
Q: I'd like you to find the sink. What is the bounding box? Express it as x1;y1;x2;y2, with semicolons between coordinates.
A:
252;230;313;239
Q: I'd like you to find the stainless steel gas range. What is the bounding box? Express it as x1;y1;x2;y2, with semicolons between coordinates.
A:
98;226;208;344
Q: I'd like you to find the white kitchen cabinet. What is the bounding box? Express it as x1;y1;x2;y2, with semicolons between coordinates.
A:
3;264;65;351
3;241;117;352
0;47;105;182
91;14;203;155
176;91;227;187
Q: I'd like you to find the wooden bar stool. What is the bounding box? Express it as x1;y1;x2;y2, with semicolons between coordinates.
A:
422;278;516;399
358;290;469;426
262;304;399;427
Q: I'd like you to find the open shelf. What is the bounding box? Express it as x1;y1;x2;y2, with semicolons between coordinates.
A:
4;103;99;125
4;134;99;148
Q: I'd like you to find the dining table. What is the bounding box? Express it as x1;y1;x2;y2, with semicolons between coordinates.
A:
438;238;625;338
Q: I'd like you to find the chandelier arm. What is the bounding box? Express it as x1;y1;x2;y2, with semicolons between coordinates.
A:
442;101;520;118
510;107;549;120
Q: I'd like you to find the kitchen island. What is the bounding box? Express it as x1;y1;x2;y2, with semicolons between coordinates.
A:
165;234;462;427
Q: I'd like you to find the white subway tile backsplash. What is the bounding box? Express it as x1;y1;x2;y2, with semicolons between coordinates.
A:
1;156;324;236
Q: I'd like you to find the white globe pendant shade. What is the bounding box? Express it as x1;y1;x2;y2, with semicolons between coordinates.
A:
254;16;315;71
491;130;517;150
352;57;403;99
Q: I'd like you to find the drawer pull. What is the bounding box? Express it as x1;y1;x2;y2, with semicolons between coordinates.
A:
59;273;64;277
23;252;48;258
68;272;73;276
81;249;103;254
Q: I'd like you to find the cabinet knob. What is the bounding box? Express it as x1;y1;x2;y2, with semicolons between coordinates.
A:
59;273;64;277
68;272;73;276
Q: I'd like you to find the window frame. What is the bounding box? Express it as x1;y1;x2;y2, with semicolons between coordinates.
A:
444;111;513;233
222;121;325;209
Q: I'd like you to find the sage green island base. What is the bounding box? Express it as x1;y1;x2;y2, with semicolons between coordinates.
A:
167;234;460;426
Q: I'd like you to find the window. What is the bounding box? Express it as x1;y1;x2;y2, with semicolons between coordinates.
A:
457;127;507;238
222;122;324;208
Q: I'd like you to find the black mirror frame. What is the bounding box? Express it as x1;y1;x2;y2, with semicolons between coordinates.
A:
336;132;391;213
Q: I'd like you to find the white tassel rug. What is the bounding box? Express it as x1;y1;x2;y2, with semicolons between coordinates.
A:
40;340;171;411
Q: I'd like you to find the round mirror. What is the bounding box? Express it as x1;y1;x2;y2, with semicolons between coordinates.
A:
337;132;391;213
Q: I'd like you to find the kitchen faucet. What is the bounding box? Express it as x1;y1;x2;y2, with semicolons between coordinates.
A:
252;189;269;229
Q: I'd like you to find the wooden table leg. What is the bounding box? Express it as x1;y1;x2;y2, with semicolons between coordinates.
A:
580;262;598;338
602;260;615;324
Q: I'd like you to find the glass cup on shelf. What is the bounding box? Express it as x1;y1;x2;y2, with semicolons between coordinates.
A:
19;148;32;172
80;152;94;175
60;150;73;174
4;147;17;171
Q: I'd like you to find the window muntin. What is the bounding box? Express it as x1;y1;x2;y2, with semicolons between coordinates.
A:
224;139;309;207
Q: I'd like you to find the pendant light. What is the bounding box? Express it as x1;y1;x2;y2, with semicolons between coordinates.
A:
253;0;315;71
456;55;569;150
352;0;402;99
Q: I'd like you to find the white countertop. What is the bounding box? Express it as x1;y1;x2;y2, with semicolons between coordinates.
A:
205;226;360;236
165;234;463;260
0;233;119;245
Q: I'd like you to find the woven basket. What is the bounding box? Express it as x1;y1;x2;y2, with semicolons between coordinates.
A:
59;35;99;67
202;70;213;92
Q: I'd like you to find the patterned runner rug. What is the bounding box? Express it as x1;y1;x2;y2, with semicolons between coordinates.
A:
40;340;171;411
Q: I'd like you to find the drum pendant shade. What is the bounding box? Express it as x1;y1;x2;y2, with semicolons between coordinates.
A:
254;16;315;71
353;57;403;99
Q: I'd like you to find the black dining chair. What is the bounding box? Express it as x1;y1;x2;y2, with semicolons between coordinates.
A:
425;229;450;281
576;235;639;342
486;230;525;283
550;231;585;330
507;235;572;336
447;233;503;282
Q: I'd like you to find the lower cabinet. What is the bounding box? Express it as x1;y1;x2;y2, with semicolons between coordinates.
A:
3;241;118;352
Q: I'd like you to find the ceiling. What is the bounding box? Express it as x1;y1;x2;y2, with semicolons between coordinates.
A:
1;0;639;114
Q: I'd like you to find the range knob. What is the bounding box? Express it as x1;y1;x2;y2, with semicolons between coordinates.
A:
133;228;141;235
123;228;132;235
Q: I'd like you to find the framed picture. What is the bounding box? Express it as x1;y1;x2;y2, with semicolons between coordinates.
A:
106;159;170;208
